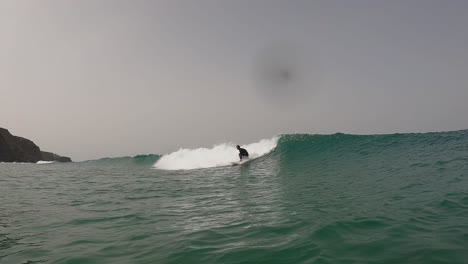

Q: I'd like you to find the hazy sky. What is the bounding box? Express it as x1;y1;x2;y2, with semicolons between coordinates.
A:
1;0;467;161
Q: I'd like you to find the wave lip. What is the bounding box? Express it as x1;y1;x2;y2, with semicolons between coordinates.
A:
154;137;279;170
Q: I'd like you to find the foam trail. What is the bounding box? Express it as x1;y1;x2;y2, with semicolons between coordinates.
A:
154;137;279;170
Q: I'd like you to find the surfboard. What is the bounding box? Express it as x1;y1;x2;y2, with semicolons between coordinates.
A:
231;159;250;166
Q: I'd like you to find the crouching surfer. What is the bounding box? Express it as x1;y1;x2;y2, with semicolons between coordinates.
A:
236;145;249;161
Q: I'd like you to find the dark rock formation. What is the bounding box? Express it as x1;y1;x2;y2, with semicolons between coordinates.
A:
0;127;71;163
40;151;72;163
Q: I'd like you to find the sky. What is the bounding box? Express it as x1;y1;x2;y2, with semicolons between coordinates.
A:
1;0;467;161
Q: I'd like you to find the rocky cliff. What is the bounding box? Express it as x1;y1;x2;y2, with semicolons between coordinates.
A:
0;127;71;163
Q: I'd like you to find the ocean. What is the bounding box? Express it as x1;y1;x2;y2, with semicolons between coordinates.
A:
1;130;468;263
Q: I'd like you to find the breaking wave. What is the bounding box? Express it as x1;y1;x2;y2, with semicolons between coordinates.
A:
36;161;55;164
154;137;279;170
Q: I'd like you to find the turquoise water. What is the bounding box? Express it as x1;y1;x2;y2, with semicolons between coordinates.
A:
1;130;468;263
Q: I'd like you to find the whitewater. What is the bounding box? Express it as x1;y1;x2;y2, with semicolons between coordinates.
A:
154;136;278;170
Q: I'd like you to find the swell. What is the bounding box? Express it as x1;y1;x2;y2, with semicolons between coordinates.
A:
85;129;467;169
269;130;468;167
83;154;160;166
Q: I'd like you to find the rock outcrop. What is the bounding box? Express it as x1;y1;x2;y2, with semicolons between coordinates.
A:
0;127;71;163
40;151;72;163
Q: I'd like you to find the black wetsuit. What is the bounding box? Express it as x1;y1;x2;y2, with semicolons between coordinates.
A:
238;148;249;160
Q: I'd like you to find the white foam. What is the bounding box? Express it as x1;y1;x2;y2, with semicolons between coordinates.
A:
154;137;278;170
36;161;54;164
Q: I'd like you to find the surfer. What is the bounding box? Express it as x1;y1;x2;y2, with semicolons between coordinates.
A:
237;145;249;161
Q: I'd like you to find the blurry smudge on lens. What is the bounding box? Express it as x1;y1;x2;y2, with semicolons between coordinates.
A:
252;42;321;107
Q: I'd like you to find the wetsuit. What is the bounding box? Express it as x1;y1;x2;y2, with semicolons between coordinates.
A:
238;148;249;160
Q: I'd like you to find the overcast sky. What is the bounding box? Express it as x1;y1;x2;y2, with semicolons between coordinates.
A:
1;0;467;161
